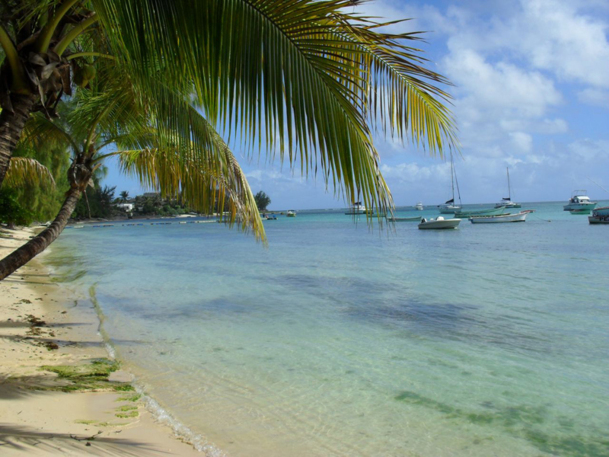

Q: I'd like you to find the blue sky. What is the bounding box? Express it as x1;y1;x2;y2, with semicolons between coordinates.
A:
103;0;609;210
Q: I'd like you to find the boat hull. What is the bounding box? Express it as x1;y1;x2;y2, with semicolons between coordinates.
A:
418;218;461;230
495;202;521;209
592;206;609;217
564;203;596;213
454;207;505;218
588;215;609;224
387;216;421;222
438;205;461;214
469;212;528;223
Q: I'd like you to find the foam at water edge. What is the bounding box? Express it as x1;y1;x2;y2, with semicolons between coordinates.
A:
136;384;226;457
89;283;225;456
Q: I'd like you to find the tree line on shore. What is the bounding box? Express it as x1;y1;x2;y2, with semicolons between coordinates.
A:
0;0;457;280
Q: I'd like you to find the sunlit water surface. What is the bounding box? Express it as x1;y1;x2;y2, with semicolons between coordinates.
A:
49;202;609;456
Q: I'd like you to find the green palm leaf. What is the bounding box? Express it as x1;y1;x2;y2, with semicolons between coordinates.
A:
4;157;56;189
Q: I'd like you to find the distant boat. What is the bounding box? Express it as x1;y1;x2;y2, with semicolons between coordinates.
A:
588;206;609;224
387;215;421;222
415;202;424;211
418;216;460;230
438;150;462;214
345;202;373;215
564;190;596;213
454;206;506;218
495;167;521;208
469;210;533;224
286;210;296;217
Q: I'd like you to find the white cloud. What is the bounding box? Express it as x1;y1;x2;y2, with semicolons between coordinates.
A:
510;132;533;152
577;89;609;107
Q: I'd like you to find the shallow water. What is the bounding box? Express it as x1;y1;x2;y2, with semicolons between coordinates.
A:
51;202;609;456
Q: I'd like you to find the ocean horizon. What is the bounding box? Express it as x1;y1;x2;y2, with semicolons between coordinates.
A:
49;201;609;456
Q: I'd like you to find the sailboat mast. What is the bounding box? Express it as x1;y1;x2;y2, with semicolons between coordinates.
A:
507;167;511;200
450;150;455;202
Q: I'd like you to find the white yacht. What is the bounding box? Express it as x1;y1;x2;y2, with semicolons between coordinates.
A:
415;202;424;211
564;191;597;213
345;202;372;215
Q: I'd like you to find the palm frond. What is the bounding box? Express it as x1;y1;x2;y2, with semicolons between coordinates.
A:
115;147;266;242
4;157;56;189
21;112;79;153
92;0;404;216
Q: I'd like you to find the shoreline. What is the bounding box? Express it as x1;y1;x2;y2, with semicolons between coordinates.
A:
0;227;205;456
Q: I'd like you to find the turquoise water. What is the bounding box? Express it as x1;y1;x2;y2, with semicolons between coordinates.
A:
51;202;609;456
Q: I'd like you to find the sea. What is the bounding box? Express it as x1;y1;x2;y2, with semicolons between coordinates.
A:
47;201;609;457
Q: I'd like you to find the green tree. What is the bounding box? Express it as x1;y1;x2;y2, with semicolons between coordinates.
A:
0;188;33;228
254;191;271;212
119;190;129;202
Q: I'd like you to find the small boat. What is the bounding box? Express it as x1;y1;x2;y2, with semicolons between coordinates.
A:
564;190;596;213
387;215;421;222
415;202;424;211
495;167;521;208
345;202;373;215
592;206;609;216
469;210;532;224
438;151;462;213
286;210;296;217
588;206;609;224
454;206;506;218
418;216;460;230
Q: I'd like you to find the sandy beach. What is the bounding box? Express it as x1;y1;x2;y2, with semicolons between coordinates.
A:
0;227;203;456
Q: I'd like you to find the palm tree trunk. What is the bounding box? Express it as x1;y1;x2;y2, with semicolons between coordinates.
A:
0;186;81;280
0;93;37;187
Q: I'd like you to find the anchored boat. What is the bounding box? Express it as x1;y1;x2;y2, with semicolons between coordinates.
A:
418;216;461;230
438;150;462;214
454;206;506;218
495;167;521;209
588;206;609;224
564;190;596;214
469;210;533;224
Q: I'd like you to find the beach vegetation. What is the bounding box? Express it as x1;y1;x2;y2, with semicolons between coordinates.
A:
0;0;458;280
0;187;33;228
39;357;133;392
254;191;271;212
117;393;141;402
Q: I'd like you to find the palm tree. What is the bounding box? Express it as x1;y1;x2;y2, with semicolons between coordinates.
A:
119;190;129;202
1;0;458;279
0;0;103;185
1;1;456;194
0;83;263;280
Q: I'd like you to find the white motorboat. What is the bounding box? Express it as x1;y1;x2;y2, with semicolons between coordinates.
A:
345;202;373;215
564;191;596;213
438;150;462;214
469;210;532;224
495;168;521;208
418;216;460;230
415;202;424;211
286;210;296;217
